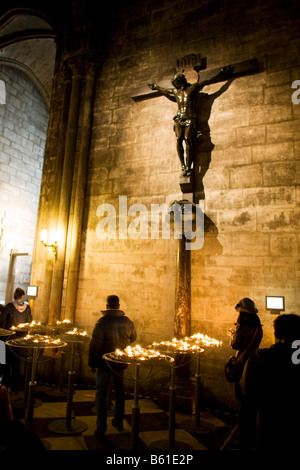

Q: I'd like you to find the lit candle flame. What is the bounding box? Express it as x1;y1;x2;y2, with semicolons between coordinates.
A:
113;345;171;361
152;332;222;352
65;328;87;336
189;333;222;347
11;321;42;329
23;334;62;344
8;334;65;347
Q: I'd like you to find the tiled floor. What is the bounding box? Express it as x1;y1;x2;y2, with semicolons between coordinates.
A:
9;384;238;452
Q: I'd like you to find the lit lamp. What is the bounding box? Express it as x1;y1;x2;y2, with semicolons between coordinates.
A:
27;285;38;311
40;230;58;258
266;296;285;315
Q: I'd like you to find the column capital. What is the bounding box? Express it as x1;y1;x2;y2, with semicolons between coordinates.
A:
63;51;100;79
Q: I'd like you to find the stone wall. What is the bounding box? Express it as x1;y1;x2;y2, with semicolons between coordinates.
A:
0;65;48;303
75;0;300;408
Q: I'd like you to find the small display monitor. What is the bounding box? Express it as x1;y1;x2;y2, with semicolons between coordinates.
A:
266;296;285;313
27;286;38;297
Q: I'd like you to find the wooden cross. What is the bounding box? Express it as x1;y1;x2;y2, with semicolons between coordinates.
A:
130;58;259;101
130;56;260;202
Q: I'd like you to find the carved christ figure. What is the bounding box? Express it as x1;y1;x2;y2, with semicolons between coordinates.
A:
148;66;233;176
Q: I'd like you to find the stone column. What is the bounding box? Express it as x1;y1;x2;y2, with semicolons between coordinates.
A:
48;57;83;325
30;51;72;324
63;61;97;322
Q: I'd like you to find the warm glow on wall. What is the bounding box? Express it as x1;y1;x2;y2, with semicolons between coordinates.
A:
40;229;58;258
40;229;47;243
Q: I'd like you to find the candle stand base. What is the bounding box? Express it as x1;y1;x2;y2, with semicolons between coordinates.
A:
10;396;43;409
149;439;192;451
48;418;88;435
180;417;216;434
46;388;67;397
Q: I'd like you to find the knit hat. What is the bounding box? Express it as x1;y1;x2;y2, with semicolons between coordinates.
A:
235;298;258;314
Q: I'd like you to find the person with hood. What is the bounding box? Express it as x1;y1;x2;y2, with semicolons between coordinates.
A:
88;295;136;441
225;297;263;449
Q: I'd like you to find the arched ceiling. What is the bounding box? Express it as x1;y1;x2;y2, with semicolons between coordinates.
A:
0;10;57;106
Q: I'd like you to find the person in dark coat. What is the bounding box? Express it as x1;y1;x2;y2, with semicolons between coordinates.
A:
240;313;300;450
88;295;136;440
230;298;263;396
0;288;32;393
226;297;263;449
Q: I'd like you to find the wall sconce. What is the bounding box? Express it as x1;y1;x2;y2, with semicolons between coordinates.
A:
266;296;285;315
40;230;58;258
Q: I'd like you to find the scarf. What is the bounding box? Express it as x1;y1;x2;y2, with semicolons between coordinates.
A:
12;300;27;313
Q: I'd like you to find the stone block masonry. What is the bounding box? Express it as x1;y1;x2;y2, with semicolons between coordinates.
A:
28;0;299;409
0;65;48;301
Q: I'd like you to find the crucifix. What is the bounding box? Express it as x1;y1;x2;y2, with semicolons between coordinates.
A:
130;55;259;413
131;55;259;203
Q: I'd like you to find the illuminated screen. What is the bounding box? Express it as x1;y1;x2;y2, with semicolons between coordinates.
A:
266;296;284;311
27;286;38;297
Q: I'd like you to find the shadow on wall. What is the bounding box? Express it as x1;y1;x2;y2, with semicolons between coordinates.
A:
193;79;234;200
202;214;223;255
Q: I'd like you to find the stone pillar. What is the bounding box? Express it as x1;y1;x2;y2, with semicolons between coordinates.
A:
31;49;98;327
48;57;83;325
63;61;97;322
30;50;72;324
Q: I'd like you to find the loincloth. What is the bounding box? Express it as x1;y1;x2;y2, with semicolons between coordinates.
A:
173;115;197;127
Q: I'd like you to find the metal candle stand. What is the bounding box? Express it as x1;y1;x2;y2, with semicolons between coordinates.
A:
150;335;222;441
131;362;140;450
152;356;192;450
148;349;201;451
102;353;141;451
0;328;16;338
48;331;90;435
45;323;74;397
0;328;15;386
5;334;66;428
179;349;216;434
46;350;67;397
103;350;173;451
7;325;55;410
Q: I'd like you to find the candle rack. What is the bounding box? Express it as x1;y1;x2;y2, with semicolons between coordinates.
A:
48;329;90;435
0;328;15;386
150;332;222;442
5;334;66;428
8;323;59;408
103;345;174;451
45;321;74;397
0;328;16;338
